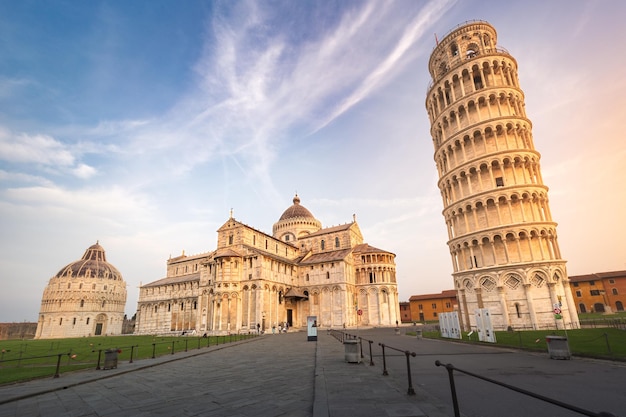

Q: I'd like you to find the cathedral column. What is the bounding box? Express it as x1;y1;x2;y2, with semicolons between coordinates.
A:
523;284;538;329
547;282;561;330
459;289;471;330
561;279;578;329
497;286;510;328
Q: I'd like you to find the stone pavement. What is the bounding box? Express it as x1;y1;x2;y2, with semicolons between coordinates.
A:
0;329;452;417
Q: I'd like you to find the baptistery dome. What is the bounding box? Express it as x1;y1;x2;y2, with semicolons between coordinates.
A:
35;242;127;339
54;242;123;280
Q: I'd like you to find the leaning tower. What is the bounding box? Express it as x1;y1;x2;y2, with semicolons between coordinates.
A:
425;21;579;331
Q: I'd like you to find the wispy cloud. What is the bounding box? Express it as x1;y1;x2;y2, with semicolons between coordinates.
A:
0;127;97;179
115;0;457;193
3;184;154;222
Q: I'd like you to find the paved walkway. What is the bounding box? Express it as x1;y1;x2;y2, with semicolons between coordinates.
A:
0;329;451;417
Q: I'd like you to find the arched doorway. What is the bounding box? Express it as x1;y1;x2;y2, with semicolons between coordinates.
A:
94;313;107;335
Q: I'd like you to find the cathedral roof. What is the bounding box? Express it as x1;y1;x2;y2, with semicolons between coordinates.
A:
278;194;316;221
304;223;353;238
142;273;200;288
352;243;394;255
213;248;243;258
54;242;123;280
298;248;354;264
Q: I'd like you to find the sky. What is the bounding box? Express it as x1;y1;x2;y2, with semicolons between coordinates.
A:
1;0;625;323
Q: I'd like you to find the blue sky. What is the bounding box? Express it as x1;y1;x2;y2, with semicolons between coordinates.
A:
1;0;625;322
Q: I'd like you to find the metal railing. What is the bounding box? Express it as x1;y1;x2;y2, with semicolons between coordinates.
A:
0;333;257;385
435;360;618;417
329;329;416;395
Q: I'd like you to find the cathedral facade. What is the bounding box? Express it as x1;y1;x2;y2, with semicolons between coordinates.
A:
135;195;399;335
35;242;127;339
425;21;579;331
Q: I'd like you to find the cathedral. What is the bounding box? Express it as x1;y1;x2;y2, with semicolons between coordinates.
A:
135;195;399;335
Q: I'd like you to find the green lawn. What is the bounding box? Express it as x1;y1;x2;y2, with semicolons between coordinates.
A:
0;334;254;385
414;328;626;360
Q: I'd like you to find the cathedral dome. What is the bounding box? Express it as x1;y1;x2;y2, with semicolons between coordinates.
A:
279;194;315;221
273;194;321;240
54;241;122;281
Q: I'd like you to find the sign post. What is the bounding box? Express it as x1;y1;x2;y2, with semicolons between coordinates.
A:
307;316;317;341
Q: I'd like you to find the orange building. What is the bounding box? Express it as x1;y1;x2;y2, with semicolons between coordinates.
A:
569;270;626;314
399;302;412;323
407;290;458;323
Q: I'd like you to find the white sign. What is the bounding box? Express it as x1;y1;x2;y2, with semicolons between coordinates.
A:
475;308;496;343
438;311;461;339
307;316;317;341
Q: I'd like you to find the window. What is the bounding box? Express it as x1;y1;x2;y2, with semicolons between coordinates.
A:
168;304;171;312
228;235;233;244
335;237;340;248
73;318;76;325
495;177;504;187
573;282;579;287
612;288;618;295
321;240;325;250
515;303;521;318
590;290;600;296
575;290;582;297
432;303;437;309
59;318;63;325
326;272;330;279
445;302;451;308
590;280;595;286
80;300;85;307
306;274;309;281
86;317;90;324
102;301;106;308
285;235;290;241
418;304;423;310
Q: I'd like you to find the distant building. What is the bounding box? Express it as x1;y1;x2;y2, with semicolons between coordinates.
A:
408;290;458;323
399;302;411;323
35;242;127;339
0;323;37;340
569;271;626;314
135;195;400;334
425;21;579;330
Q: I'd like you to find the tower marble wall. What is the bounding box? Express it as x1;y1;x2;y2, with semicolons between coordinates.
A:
425;21;579;330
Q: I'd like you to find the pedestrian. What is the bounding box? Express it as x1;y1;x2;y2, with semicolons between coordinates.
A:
257;323;261;334
272;324;276;334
